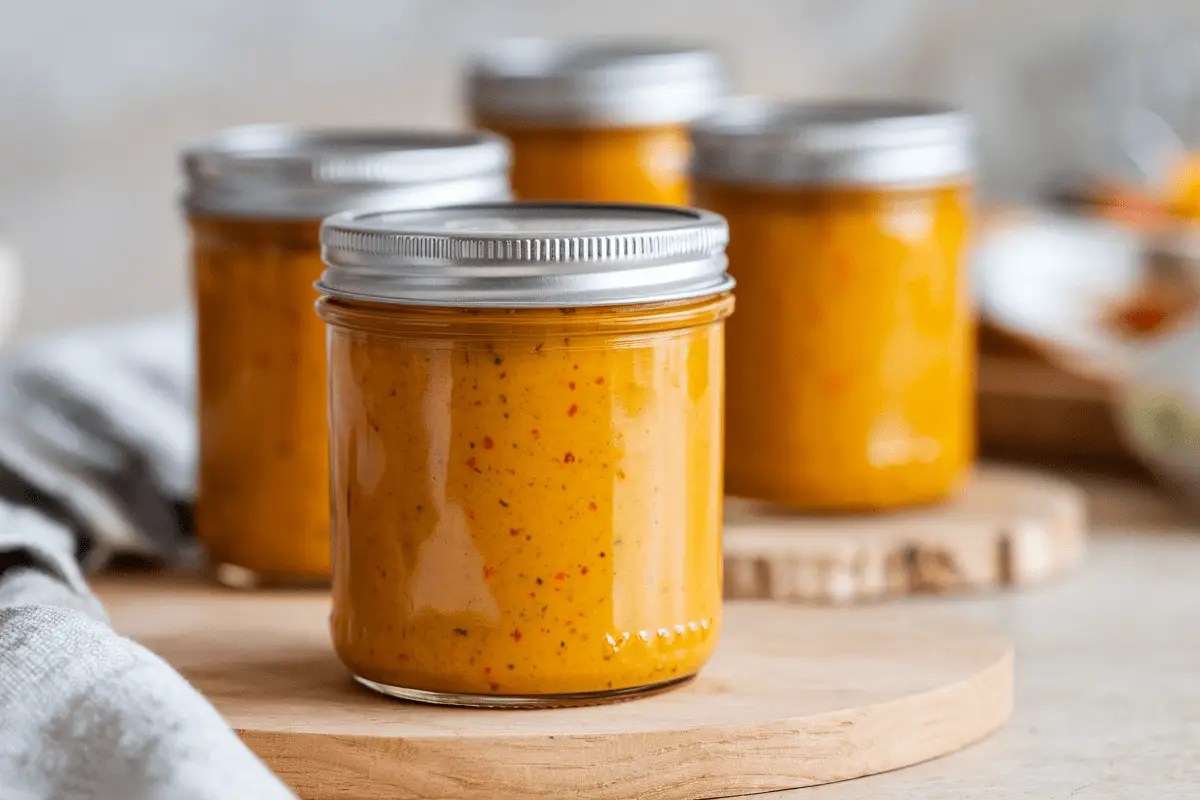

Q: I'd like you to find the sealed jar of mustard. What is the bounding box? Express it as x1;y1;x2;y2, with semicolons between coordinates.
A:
316;203;734;706
182;127;510;587
692;101;976;510
467;39;725;204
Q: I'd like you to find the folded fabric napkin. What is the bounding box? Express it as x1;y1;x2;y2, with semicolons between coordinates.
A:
0;315;295;799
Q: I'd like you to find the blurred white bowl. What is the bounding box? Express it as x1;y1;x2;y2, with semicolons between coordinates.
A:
974;212;1147;382
976;211;1200;495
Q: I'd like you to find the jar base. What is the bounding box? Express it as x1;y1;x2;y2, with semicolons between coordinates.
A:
353;673;693;708
726;468;968;513
211;562;330;591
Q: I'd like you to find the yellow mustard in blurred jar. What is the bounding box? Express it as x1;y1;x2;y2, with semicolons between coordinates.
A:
1167;152;1200;220
316;203;734;706
182;128;510;587
467;39;725;204
692;101;976;510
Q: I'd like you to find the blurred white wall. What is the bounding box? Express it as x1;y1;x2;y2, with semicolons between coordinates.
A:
1;0;1197;338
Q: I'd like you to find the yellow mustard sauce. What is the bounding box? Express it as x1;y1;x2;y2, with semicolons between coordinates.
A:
190;215;331;581
696;182;974;510
478;121;691;204
1167;152;1200;220
319;296;731;696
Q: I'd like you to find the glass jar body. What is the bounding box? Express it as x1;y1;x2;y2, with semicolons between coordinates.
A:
694;180;975;510
318;295;732;705
189;215;331;584
477;118;690;204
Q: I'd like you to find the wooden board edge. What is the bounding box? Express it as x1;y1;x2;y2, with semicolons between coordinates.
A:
236;643;1014;800
723;478;1087;604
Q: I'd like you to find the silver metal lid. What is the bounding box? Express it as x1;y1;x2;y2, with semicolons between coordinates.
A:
319;203;732;307
467;39;726;128
692;98;976;187
182;126;511;219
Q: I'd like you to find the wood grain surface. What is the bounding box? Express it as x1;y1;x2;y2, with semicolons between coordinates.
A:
97;579;1012;800
724;465;1087;604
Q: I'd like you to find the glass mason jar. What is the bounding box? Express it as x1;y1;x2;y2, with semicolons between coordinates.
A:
315;203;734;706
692;101;976;511
182;127;510;587
467;39;725;205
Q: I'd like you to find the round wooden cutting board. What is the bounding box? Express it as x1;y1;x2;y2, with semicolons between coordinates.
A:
98;578;1012;800
724;465;1087;604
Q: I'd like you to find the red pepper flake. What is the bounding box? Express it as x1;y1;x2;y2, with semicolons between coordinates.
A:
563;452;575;464
568;381;576;390
573;363;579;370
483;564;495;579
540;627;550;634
510;628;523;643
488;681;500;691
580;566;589;576
484;665;492;674
466;456;477;469
567;403;578;417
595;376;604;384
529;591;536;598
472;400;483;407
500;372;507;379
530;429;540;439
468;509;477;521
588;501;597;512
510;527;523;537
555;571;567;581
616;469;626;480
483;436;494;449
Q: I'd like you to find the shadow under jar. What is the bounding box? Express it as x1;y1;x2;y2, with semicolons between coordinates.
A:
692;100;976;511
467;39;725;204
182;127;510;588
315;203;734;707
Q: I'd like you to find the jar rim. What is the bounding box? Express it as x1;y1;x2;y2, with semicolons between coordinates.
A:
318;202;734;308
181;125;511;219
692;97;976;187
467;38;727;128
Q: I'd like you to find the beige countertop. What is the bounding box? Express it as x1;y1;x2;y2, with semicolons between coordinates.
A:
772;473;1200;798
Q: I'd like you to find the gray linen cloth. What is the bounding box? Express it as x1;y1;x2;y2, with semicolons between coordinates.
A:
0;315;294;799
